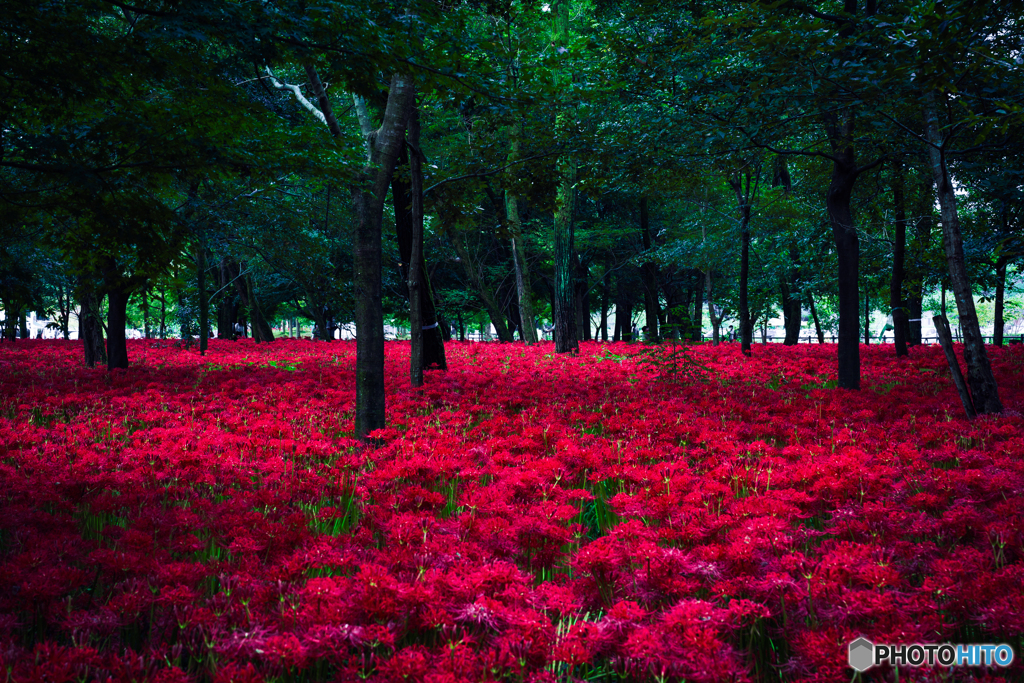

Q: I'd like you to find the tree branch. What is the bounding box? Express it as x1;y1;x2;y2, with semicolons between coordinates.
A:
264;67;329;128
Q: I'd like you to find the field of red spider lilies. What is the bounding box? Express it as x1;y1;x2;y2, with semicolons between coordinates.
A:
1;339;1023;683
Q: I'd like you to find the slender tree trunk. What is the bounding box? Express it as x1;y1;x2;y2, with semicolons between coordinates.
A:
706;269;721;345
863;287;870;344
552;0;578;354
197;242;208;356
923;90;1002;414
507;124;538;346
994;257;1007;347
907;174;932;346
451;233;514;342
994;201;1010;347
690;272;703;341
615;272;633;342
890;160;909;356
575;258;591;341
408;98;425;387
159;286;166;339
808;293;825;343
393;144;446;364
731;174;754;355
600;260;610;341
141;284;150;340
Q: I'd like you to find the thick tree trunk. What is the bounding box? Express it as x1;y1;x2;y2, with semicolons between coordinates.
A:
80;286;106;367
890;161;909;356
824;110;861;389
923;91;1002;414
351;73;416;440
106;287;130;370
639;197;660;341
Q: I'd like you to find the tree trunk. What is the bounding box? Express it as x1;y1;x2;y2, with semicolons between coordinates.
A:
80;285;106;367
890;160;909;356
106;287;130;370
639;197;660;342
731;174;754;355
575;257;591;341
706;269;721;345
824;109;861;389
994;257;1007;347
451;232;514;342
923;90;1002;414
507;123;538;346
615;272;633;342
552;0;578;355
600;260;610;341
393;143;447;367
350;73;416;439
808;293;825;343
994;201;1010;347
408;98;425;387
197;242;208;356
863;287;870;344
690;272;703;341
141;284;150;340
907;174;932;346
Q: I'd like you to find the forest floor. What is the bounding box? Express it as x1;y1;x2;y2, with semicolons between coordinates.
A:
1;339;1023;682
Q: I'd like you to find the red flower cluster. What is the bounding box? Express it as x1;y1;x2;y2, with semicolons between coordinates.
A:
1;339;1022;682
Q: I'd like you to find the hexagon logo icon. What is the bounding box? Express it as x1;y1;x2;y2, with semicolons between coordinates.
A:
848;637;874;672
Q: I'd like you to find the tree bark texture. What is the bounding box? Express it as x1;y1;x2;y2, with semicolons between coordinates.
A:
352;72;416;440
80;285;106;368
923;90;1002;414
